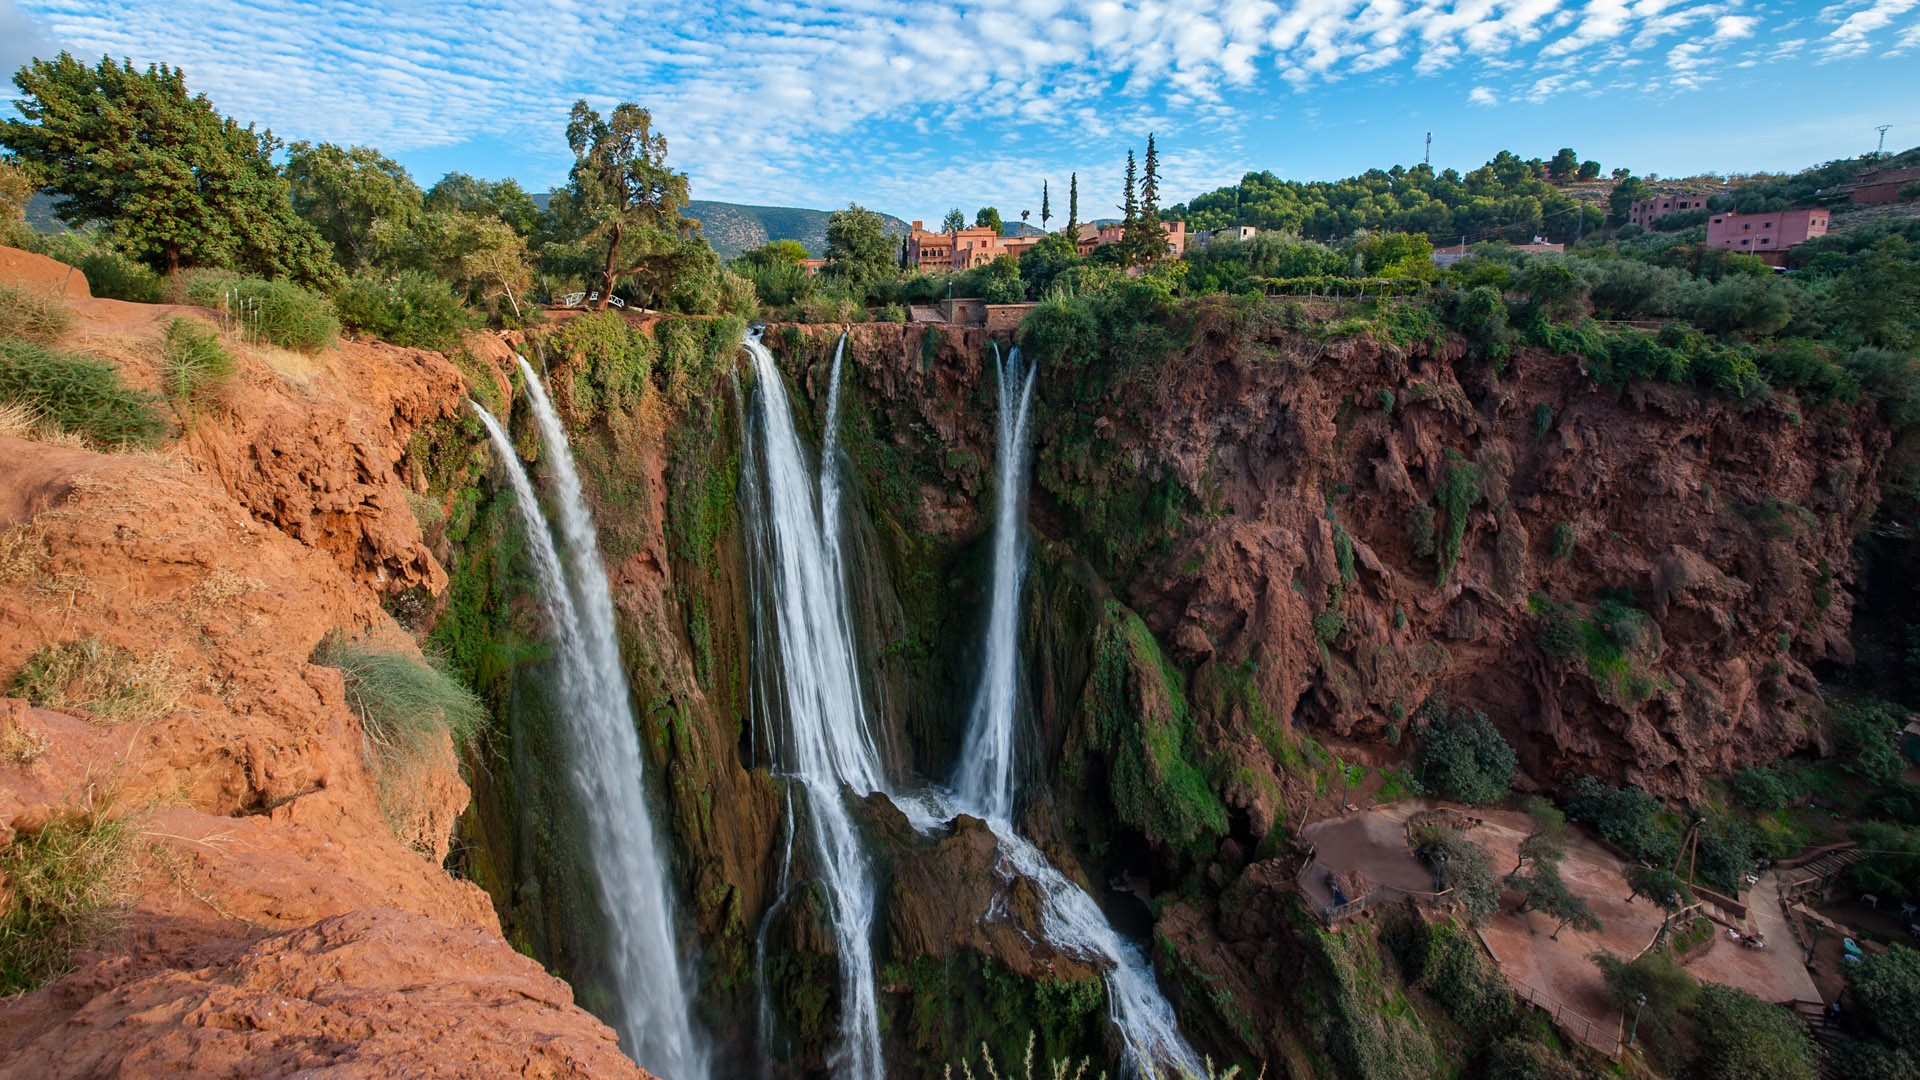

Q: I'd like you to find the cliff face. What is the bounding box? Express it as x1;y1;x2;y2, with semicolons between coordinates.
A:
0;250;643;1078
806;309;1875;802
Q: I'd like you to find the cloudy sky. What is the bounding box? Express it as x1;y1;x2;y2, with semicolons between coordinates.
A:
5;0;1918;221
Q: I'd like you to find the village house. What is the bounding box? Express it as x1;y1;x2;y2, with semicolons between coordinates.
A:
1705;207;1829;253
908;216;1185;270
1836;164;1920;206
1193;225;1258;248
1628;195;1712;229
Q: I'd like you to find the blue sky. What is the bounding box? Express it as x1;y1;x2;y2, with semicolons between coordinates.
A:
4;0;1918;223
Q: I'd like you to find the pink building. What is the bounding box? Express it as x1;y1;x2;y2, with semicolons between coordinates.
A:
1844;165;1920;206
1628;196;1711;229
1077;220;1186;258
1705;208;1829;252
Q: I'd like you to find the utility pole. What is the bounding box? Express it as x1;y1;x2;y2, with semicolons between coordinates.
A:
1424;131;1432;167
1875;125;1892;158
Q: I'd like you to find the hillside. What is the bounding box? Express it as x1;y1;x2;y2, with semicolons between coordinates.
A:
682;200;909;258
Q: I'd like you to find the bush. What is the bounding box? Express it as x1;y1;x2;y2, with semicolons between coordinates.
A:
0;808;132;994
1417;697;1515;805
314;634;485;760
184;274;338;352
545;309;655;416
1846;944;1920;1055
1396;917;1514;1031
0;339;168;449
0;282;75;343
1565;775;1680;864
1832;699;1907;783
76;248;164;303
159;317;236;406
1687;984;1819;1080
333;271;472;351
1594;949;1697;1029
1731;765;1794;811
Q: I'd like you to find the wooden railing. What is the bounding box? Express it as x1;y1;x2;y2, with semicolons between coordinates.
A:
1502;975;1624;1058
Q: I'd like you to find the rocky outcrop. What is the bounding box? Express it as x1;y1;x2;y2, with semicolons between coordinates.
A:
0;248;644;1079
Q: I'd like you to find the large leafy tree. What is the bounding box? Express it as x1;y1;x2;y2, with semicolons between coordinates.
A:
974;206;1003;235
561;99;692;311
284;141;422;271
823;203;894;294
423;172;542;238
0;53;336;286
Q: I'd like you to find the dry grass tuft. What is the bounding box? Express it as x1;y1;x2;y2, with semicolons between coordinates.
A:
0;282;74;345
0;801;134;993
0;718;51;764
0;401;89;448
7;636;188;725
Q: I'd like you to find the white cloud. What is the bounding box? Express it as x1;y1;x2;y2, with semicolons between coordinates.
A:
1820;0;1920;57
9;0;1912;206
0;0;58;79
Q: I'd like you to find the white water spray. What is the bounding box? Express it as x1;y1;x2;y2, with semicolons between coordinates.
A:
942;346;1204;1078
477;379;708;1080
739;331;885;1080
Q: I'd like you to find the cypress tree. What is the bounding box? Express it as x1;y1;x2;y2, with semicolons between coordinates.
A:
1067;172;1078;237
1040;180;1050;231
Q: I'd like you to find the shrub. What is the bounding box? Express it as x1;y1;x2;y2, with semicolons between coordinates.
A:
0;808;133;994
1687;984;1819;1080
1398;917;1514;1030
1549;520;1575;559
1832;699;1907;783
184;274;338;352
546;308;653;416
1434;460;1480;585
1405;503;1437;559
1411;828;1500;923
1536;603;1583;660
1417;697;1515;805
76;248;164;303
1730;765;1794;811
314;635;485;760
0;282;75;343
159;317;236;406
1565;776;1680;864
333;270;472;351
1846;822;1920;903
1846;944;1920;1055
0;340;168;449
1593;950;1697;1032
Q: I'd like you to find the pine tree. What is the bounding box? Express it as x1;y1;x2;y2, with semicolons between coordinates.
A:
1142;133;1160;218
1121;148;1160;265
1;53;338;286
1040;180;1051;231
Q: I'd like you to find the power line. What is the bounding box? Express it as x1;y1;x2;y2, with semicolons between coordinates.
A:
1874;124;1892;157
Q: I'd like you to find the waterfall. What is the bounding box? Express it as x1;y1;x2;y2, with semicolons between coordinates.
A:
738;330;886;1080
952;343;1037;824
476;382;708;1080
943;346;1205;1079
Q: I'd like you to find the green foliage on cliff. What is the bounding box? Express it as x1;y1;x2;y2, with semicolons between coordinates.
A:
1565;775;1681;864
0;338;167;449
333;270;472;350
1085;601;1228;853
1433;458;1481;586
181;273;339;352
1290;896;1441;1080
1416;696;1514;805
1688;985;1819;1080
883;952;1106;1077
0;807;132;995
1387;916;1516;1035
546;309;655;416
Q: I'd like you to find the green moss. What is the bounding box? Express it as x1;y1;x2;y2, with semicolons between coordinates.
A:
1083;602;1229;853
1434;458;1481;586
882;951;1107;1076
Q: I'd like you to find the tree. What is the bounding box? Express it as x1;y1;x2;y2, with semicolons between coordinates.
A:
1041;180;1051;231
561;99;692;311
1847;945;1920;1055
974;206;1003;235
1;53;337;286
1142;132;1161;218
1834;236;1920;349
1507;861;1602;939
1608;175;1650;225
1413;824;1499;922
423;172;542;237
1566;776;1680;864
1067;173;1079;236
1626;865;1692;910
737;239;809;267
942;207;967;236
1593;949;1698;1030
1688;985;1819;1080
1548;147;1579;181
284;141;422;272
1417;700;1516;805
1120;148;1161;265
1578;159;1602;180
1018;232;1080;299
822;203;894;294
1512;796;1567;874
1848;821;1920;902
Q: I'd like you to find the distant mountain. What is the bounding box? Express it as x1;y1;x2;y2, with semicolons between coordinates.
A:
24;193;73;234
683;201;909;259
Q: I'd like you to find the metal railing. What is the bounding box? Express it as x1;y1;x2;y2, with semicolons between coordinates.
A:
1502;974;1624;1058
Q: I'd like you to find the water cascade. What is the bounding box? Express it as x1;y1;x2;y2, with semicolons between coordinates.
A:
944;345;1205;1077
476;375;708;1080
739;331;886;1080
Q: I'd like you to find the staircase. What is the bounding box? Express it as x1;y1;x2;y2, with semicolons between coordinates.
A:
1780;847;1862;907
1788;999;1841;1080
